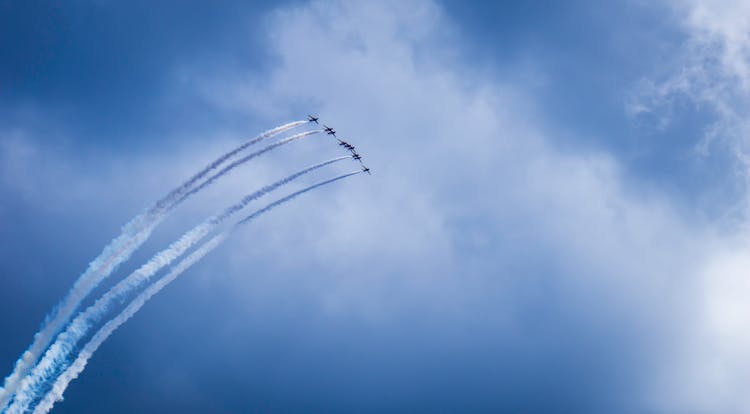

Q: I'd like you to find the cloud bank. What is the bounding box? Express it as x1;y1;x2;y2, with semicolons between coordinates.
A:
2;0;750;412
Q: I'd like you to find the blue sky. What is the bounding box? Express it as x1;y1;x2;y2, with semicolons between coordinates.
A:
2;1;750;413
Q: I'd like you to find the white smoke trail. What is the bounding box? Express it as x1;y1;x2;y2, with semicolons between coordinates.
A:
31;235;226;414
3;155;343;414
174;130;322;204
31;170;363;414
0;120;307;410
157;121;309;210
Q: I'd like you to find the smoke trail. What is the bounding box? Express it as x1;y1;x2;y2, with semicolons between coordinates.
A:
0;121;306;409
174;130;321;205
30;170;363;414
31;235;226;414
157;121;308;210
3;156;342;414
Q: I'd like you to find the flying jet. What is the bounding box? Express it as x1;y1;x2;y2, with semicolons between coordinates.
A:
337;139;355;150
352;152;362;161
362;166;371;175
307;115;319;124
323;125;336;136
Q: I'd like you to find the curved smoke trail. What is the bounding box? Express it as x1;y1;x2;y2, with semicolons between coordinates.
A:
0;120;305;404
31;170;363;414
0;121;307;410
4;158;349;414
32;235;227;414
0;120;306;410
174;130;322;205
157;121;309;210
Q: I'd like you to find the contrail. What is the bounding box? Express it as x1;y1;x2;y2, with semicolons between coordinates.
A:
31;235;227;414
3;159;350;414
0;121;317;410
0;120;306;409
157;121;309;210
30;170;363;414
174;130;322;205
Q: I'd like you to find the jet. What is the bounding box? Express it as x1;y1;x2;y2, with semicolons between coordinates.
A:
352;152;362;161
307;115;319;124
338;139;355;150
323;125;336;136
362;166;371;175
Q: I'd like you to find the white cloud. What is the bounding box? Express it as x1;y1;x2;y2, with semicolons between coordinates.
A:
631;0;750;164
629;1;750;412
194;0;729;404
4;0;750;410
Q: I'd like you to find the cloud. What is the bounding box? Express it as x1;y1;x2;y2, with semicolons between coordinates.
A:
3;0;750;411
630;0;750;165
626;1;750;412
188;0;730;410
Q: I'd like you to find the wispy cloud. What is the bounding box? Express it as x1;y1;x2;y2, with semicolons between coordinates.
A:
630;0;750;169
